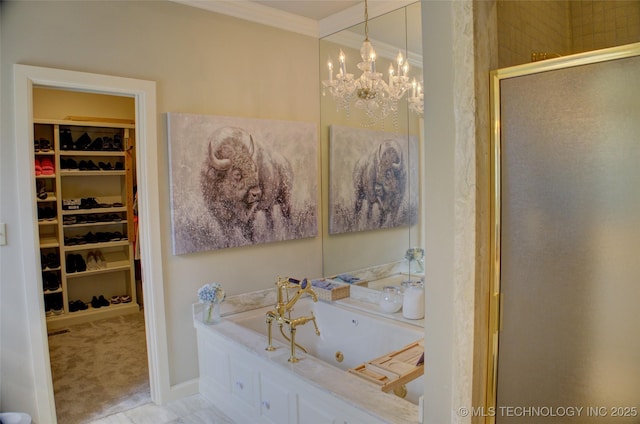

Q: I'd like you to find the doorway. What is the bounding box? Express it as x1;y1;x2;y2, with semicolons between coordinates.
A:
33;87;149;422
14;65;168;424
488;44;640;423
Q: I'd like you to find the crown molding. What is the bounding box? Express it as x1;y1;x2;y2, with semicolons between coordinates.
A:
170;1;417;39
171;0;319;38
318;0;417;38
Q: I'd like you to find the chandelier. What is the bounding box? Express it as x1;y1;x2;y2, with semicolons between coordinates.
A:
322;0;423;125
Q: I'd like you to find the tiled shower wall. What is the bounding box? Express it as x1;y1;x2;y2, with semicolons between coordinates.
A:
498;0;640;68
571;1;640;54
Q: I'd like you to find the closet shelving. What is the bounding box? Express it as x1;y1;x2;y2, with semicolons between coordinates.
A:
34;119;138;330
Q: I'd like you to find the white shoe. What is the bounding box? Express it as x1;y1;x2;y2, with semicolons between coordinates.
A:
96;251;107;269
86;252;97;271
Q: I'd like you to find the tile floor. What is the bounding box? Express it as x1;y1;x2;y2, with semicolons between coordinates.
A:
87;394;235;424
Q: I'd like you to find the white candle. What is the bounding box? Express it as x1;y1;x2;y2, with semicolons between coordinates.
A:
370;52;376;73
328;59;333;81
412;79;416;98
339;49;346;76
397;51;404;76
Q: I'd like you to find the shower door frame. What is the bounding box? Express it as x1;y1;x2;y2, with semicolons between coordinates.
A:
486;42;640;424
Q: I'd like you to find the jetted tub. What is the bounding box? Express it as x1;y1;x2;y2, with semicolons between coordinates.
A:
231;297;424;403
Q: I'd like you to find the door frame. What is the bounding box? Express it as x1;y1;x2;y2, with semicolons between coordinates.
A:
486;42;640;423
14;64;170;422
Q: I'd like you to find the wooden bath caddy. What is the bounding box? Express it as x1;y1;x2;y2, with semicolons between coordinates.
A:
348;339;424;393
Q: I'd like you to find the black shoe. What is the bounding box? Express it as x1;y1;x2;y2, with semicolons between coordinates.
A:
39;138;52;152
37;181;48;199
75;133;91;150
66;254;77;273
98;295;110;307
86;160;100;171
42;207;56;221
115;162;124;170
98;161;113;170
46;252;60;269
91;296;102;309
45;273;60;291
88;137;103;151
79;160;88;171
67;158;78;170
112;134;123;151
75;254;87;272
60;128;73;150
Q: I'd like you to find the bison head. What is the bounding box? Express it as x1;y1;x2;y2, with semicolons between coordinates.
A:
201;127;262;227
375;139;405;200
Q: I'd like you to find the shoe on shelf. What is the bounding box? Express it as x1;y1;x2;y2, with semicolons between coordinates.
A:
34;139;40;152
87;160;100;171
44;273;60;292
120;295;132;304
66;254;77;273
88;137;103;151
63;216;77;225
110;295;121;305
60;128;73;150
36;180;48;200
86;252;97;271
43;207;56;221
112;134;123;151
115;162;124;170
98;161;113;171
98;295;110;307
75;132;92;150
39;138;52;152
40;158;55;175
95;251;107;269
75;254;87;272
91;296;102;309
41;253;47;270
46;252;60;269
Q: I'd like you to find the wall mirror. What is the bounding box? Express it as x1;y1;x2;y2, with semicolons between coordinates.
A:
320;1;424;291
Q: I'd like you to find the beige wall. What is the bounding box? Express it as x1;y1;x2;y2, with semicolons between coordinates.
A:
1;0;320;407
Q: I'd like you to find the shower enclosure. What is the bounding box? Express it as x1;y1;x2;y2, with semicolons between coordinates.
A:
488;43;640;423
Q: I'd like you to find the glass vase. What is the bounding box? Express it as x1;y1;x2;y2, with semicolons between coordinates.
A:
202;302;221;325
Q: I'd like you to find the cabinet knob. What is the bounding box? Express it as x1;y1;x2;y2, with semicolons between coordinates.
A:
262;400;271;410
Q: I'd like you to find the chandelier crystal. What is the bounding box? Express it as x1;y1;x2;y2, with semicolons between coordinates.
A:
322;0;422;125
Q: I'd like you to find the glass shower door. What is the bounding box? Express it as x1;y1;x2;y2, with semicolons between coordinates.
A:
494;49;640;423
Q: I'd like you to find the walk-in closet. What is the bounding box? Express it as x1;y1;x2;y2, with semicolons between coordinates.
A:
33;88;150;423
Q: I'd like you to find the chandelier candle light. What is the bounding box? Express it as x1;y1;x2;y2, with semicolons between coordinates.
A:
322;0;419;125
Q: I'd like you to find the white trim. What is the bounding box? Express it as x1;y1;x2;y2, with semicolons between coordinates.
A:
318;0;416;38
169;0;417;39
13;64;168;422
172;0;318;37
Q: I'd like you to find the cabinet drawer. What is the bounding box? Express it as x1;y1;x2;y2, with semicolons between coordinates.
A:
260;373;295;424
230;358;256;408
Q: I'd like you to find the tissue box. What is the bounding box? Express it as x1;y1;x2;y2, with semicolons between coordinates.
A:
311;279;350;301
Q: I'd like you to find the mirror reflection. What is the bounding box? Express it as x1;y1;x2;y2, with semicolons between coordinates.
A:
320;2;424;294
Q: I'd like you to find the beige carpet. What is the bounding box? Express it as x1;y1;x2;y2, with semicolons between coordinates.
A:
48;310;150;424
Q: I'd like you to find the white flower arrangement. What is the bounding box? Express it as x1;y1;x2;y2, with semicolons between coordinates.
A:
197;282;226;304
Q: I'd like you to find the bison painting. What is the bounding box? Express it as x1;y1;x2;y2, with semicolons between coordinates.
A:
200;126;293;242
168;113;317;254
329;125;418;234
353;139;406;227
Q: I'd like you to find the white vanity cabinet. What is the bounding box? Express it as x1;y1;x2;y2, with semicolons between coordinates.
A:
195;320;393;424
259;373;296;424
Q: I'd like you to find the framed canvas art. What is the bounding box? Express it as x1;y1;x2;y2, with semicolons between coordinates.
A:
168;113;318;254
329;125;418;234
